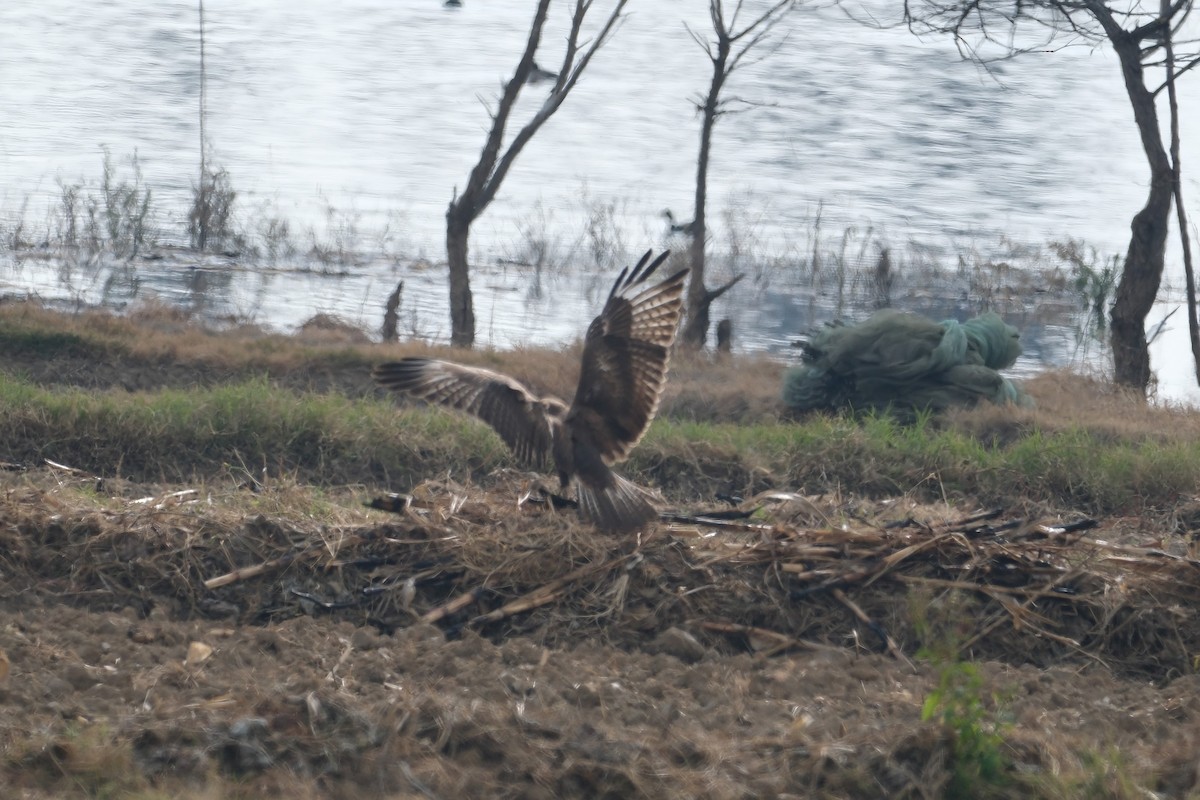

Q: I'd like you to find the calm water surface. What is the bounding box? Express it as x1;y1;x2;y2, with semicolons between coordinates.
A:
1;0;1198;401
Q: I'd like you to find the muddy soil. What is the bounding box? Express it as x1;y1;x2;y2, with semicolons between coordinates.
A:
1;474;1199;799
0;598;1196;800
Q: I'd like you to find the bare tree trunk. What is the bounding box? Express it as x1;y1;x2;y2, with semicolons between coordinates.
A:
901;0;1199;395
716;317;732;355
680;0;790;349
442;0;548;349
682;42;726;349
197;0;208;253
1100;14;1174;392
682;274;745;346
443;0;628;349
446;208;475;348
1162;0;1200;385
381;280;404;343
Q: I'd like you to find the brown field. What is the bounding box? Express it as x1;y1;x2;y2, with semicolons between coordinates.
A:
1;301;1200;799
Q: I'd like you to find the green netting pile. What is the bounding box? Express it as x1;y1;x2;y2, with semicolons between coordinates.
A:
782;310;1033;415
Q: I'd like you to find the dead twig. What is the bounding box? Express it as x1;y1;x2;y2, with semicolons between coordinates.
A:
421;586;487;625
205;532;371;590
205;552;303;590
700;620;839;656
469;554;635;627
831;587;914;669
45;458;91;475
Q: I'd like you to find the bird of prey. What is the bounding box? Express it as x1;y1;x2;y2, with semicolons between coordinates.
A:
373;250;688;533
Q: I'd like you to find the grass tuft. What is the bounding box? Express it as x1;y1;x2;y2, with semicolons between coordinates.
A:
0;375;511;487
0;304;1198;522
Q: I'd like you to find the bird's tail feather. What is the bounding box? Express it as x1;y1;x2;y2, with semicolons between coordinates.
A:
576;473;658;533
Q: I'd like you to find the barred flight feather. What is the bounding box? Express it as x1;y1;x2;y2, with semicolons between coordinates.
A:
372;249;687;534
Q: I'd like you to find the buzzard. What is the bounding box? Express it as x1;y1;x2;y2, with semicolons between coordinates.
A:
373;250;688;533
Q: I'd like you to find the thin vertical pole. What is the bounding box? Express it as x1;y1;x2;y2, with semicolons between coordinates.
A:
198;0;208;250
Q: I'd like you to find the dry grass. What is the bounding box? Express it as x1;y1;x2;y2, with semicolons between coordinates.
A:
5;299;1187;424
948;369;1200;447
2;469;1195;679
1;467;1199;797
666;350;789;424
0;300;791;425
293;313;373;345
3;301;1200;525
0;298;380;378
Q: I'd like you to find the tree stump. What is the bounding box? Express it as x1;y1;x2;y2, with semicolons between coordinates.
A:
381;280;403;343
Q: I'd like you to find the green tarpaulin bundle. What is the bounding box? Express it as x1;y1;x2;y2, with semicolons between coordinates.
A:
782;310;1033;415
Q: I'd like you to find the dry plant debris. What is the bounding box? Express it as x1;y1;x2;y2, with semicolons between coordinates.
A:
3;472;1196;680
4;469;1200;797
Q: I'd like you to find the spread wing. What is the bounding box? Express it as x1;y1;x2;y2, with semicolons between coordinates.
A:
373;357;560;469
569;250;689;464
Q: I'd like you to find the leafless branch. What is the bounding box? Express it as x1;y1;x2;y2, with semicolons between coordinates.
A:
708;273;746;302
679;0;795;350
1163;0;1200;383
684;20;716;59
476;0;629;211
456;0;553;217
1152;53;1200;94
717;96;783;116
728;11;796;73
446;0;630;346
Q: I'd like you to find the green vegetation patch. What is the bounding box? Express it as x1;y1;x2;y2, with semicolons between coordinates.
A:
0;369;1195;516
0;374;510;486
637;412;1198;516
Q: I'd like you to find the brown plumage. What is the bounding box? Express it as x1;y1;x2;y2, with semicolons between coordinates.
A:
373;250;688;533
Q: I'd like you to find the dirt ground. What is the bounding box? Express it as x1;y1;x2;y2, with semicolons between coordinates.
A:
2;305;1200;797
2;469;1200;800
